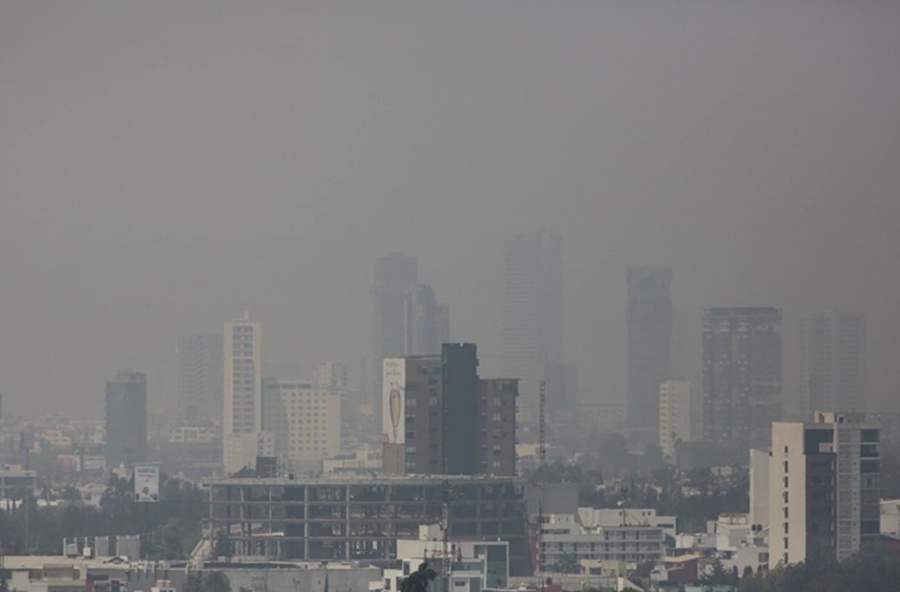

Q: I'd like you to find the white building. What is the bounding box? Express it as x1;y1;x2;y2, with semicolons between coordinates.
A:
768;412;880;568
880;499;900;535
539;512;666;567
659;380;691;461
223;313;263;474
262;378;341;469
577;507;677;540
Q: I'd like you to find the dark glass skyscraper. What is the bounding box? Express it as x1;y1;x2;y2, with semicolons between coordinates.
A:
502;230;563;431
105;369;147;470
626;268;672;433
703;307;782;453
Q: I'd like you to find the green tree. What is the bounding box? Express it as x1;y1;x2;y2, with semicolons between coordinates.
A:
400;563;437;592
201;572;232;592
0;569;11;592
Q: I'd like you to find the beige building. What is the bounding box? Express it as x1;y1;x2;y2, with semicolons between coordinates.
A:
223;313;263;474
262;378;341;469
659;380;691;462
768;413;880;568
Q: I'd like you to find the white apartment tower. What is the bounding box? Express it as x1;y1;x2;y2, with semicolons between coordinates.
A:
768;413;880;568
659;380;691;462
223;313;263;474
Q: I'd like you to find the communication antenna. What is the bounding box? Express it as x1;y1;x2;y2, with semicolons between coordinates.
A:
537;379;546;591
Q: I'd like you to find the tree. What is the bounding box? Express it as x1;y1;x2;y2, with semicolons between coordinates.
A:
201;572;232;592
400;563;437;592
0;569;10;592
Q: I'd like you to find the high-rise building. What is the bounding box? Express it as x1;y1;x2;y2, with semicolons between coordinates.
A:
502;230;563;431
626;268;672;434
703;307;782;453
262;377;341;471
544;361;578;429
768;413;880;568
372;254;418;433
316;361;348;389
659;380;691;462
800;313;866;418
404;283;450;356
105;370;147;471
223;313;263;474
382;344;517;476
176;334;224;423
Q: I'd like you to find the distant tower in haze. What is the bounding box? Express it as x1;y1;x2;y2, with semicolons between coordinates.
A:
404;283;450;356
223;313;263;473
626;267;672;435
800;312;866;418
105;370;147;471
372;254;418;432
176;334;224;423
502;230;563;431
703;307;782;453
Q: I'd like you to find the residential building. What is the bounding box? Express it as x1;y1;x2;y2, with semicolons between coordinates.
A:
223;313;263;474
659;380;691;462
105;370;147;471
768;413;880;568
261;377;341;471
626;267;672;436
703;307;782;453
372;254;418;434
176;334;224;424
404;283;450;356
316;361;348;389
0;467;36;500
382;344;517;476
502;230;563;431
538;512;666;568
749;448;770;530
205;474;532;575
800;312;866;417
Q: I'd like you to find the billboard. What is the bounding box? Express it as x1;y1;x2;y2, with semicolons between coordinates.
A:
134;464;160;502
382;358;406;444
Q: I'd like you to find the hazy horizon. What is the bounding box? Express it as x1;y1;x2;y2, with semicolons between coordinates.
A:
2;0;899;419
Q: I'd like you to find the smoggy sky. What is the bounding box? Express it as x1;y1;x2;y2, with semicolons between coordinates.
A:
1;0;899;418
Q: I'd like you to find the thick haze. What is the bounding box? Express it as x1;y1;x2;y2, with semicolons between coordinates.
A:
1;1;899;418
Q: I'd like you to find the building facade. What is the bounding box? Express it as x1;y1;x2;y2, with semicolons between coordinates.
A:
502;230;563;431
703;307;782;453
261;378;341;470
626;267;672;435
224;313;263;474
105;370;147;470
176;334;224;423
659;380;691;462
206;475;532;575
768;413;880;568
382;344;517;477
404;283;450;356
799;312;866;418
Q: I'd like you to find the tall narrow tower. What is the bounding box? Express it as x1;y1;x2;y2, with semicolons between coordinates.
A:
502;230;563;431
626;268;672;435
105;370;147;471
372;254;418;432
800;312;866;418
223;312;262;473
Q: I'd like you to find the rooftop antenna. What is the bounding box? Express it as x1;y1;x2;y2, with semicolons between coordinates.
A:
537;379;546;591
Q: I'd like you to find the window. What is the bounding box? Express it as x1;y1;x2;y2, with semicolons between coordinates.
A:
783;523;789;534
784;537;789;549
429;396;439;407
783;477;789;488
784;461;789;473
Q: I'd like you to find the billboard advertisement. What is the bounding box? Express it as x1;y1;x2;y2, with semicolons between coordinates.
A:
382;358;406;444
134;464;160;502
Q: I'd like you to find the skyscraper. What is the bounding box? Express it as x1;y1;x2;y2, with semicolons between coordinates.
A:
768;413;879;567
223;312;263;473
105;369;147;471
659;380;691;462
626;267;672;434
372;254;418;432
404;283;450;356
703;307;782;453
502;230;563;430
176;333;224;423
800;312;866;418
